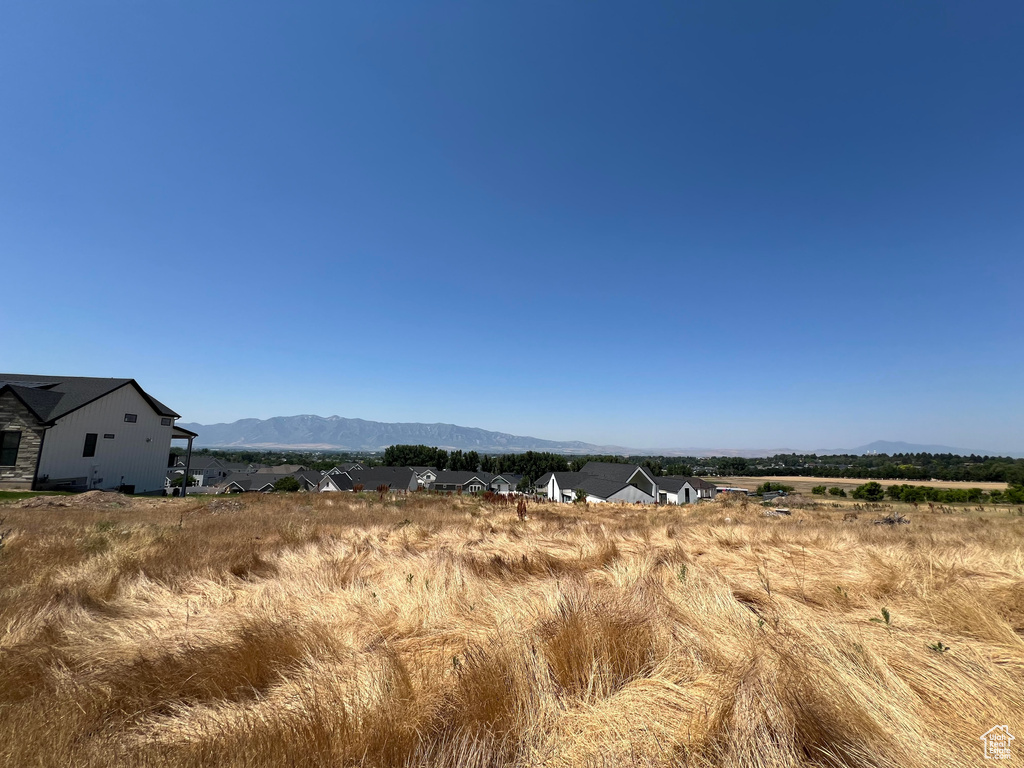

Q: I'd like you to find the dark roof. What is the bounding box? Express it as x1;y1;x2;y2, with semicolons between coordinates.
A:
320;473;354;491
656;477;689;493
430;470;493;486
348;466;417;489
224;476;282;491
658;476;715;493
410;466;438;474
0;374;179;423
548;472;636;500
575;476;635;500
491;473;522;484
687;476;717;491
534;472;554;487
578;462;652;484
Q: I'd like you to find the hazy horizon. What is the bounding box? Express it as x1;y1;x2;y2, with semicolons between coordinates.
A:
3;2;1021;454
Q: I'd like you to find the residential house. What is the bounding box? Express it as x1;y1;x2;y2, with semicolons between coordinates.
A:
429;470;492;493
166;455;250;488
293;470;325;492
656;476;717;505
348;466;418;492
222;475;283;493
1;374;188;494
539;462;660;504
317;473;355;492
489;473;522;493
324;463;364;475
410;466;439;487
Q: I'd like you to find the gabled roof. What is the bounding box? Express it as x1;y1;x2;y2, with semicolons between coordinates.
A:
578;462;655;484
224;476;281;492
687;476;717;491
656;477;689;493
534;472;554;487
319;473;355;491
170;455;225;470
348;466;417;489
431;470;493;486
0;374;179;423
575;476;635;500
255;464;308;474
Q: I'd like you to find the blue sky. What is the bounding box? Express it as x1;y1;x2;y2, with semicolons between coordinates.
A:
2;1;1022;453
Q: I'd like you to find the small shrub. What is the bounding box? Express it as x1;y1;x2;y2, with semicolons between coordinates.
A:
828;487;847;497
812;485;827;495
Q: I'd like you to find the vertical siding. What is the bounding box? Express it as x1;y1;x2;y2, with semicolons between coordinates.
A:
37;385;175;494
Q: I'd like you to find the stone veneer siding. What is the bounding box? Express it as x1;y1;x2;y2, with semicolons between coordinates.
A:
0;392;45;489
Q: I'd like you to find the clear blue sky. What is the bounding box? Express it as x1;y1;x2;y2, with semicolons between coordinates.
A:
2;2;1022;453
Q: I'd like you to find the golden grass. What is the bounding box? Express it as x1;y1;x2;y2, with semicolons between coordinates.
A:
1;491;1022;767
713;476;1010;494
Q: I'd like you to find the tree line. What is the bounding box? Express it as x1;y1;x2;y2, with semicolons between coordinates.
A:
177;445;1024;489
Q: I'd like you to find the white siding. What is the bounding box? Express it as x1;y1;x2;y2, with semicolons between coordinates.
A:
605;485;656;504
37;385;174;494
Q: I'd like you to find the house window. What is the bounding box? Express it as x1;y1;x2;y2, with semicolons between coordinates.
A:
104;434;115;439
160;418;172;426
0;431;21;466
83;433;98;458
124;413;138;423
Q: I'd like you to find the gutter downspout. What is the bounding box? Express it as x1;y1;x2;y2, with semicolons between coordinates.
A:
182;436;193;497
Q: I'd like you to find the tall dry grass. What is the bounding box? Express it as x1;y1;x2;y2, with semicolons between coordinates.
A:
0;491;1021;767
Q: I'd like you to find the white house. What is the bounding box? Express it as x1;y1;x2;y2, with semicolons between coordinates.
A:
657;476;718;505
411;466;438;487
0;374;188;495
540;463;660;504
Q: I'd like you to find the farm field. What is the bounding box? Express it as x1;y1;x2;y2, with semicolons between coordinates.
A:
711;475;1010;495
1;490;1022;767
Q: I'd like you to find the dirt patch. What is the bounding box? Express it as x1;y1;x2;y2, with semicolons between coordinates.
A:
15;490;171;511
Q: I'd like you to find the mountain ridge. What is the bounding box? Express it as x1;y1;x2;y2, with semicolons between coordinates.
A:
177;415;1018;457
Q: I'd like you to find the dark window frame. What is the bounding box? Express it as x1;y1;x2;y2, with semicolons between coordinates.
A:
160;417;172;426
0;431;21;466
83;433;98;458
103;433;115;439
124;413;138;423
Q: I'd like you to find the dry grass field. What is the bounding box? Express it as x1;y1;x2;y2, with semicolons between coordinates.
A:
1;490;1022;767
711;476;1009;496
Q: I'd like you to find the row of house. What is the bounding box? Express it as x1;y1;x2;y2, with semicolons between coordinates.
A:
171;457;714;506
535;462;717;505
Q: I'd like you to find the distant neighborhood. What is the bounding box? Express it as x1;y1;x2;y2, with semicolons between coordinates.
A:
166;455;719;505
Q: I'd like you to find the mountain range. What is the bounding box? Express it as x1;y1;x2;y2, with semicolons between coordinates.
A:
178;415;1010;457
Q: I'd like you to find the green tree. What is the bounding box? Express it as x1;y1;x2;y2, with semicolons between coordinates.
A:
273;476;300;492
811;485;827;495
756;482;794;494
169;475;198;488
852;482;885;502
828;487;847;497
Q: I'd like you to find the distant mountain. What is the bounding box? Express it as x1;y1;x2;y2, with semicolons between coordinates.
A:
179;415;636;454
178;416;1018;458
